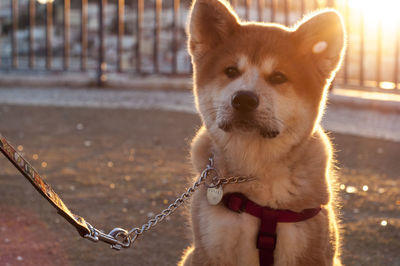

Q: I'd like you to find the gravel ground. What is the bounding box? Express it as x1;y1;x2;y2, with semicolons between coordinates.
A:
0;87;399;142
0;104;399;266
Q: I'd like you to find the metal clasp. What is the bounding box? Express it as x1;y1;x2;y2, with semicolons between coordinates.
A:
201;157;222;189
84;223;131;250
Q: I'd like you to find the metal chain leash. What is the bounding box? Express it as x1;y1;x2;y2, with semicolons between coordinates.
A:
84;156;254;250
125;158;213;242
125;156;255;241
0;133;254;251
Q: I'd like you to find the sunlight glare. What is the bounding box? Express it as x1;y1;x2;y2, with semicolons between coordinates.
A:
379;82;396;90
37;0;54;4
346;186;357;194
349;0;400;26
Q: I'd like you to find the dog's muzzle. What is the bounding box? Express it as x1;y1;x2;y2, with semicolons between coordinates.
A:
216;91;280;138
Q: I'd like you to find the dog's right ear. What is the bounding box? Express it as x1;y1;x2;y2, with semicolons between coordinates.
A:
293;10;346;78
188;0;239;59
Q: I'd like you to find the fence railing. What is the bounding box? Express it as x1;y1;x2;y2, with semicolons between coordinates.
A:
0;0;399;92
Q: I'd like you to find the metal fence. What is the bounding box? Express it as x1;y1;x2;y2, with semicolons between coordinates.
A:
0;0;399;92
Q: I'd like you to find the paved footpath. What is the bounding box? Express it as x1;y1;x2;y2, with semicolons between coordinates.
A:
0;87;399;142
0;93;400;265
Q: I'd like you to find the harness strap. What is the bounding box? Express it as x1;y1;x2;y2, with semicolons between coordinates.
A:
223;193;321;266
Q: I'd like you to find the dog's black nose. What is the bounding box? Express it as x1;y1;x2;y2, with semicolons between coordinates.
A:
231;91;259;112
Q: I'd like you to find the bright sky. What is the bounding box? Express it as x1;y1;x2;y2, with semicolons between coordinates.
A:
348;0;400;28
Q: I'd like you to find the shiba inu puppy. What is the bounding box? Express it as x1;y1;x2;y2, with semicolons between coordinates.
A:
180;0;345;265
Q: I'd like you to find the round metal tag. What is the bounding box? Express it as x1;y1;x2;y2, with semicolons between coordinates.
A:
207;186;223;205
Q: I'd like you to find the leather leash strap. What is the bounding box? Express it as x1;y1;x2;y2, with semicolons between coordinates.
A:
0;133;170;250
223;193;321;266
0;134;91;237
0;134;133;250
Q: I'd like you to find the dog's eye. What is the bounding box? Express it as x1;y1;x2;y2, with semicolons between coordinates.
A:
224;66;241;79
268;72;288;85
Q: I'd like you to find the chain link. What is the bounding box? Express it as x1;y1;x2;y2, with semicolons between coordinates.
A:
208;175;255;188
124;157;253;245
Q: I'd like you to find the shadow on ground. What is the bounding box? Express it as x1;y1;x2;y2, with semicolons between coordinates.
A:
0;105;399;266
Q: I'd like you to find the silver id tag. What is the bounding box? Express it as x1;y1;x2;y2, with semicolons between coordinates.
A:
207;185;223;205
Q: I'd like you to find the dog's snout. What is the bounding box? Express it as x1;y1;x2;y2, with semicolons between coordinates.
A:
231;91;259;112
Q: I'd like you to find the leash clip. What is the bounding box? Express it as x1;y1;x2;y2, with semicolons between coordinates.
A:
84;223;131;250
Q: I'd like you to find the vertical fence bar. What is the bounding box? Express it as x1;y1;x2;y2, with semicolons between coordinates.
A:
11;0;18;68
154;0;161;73
245;0;251;20
394;25;399;89
283;0;289;26
46;1;53;70
313;0;318;9
257;0;264;21
343;0;349;84
98;0;107;85
81;0;88;71
359;12;364;86
64;0;70;70
29;0;35;68
300;0;305;17
230;0;237;9
0;1;2;67
270;0;275;22
172;0;180;74
136;0;143;73
330;0;336;92
117;0;124;72
376;19;382;88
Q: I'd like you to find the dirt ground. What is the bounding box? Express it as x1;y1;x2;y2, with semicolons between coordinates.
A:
0;104;399;266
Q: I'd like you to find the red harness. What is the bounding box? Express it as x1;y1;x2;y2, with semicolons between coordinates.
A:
223;193;321;266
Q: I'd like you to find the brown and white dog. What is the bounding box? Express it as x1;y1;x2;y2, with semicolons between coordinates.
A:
180;0;345;265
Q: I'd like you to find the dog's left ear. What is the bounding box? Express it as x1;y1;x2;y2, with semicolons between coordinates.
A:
293;10;346;77
188;0;240;59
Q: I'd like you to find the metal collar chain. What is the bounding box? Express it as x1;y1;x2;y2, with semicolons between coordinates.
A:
114;157;253;249
0;134;253;251
122;160;210;245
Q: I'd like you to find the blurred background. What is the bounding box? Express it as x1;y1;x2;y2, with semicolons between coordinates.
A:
0;0;399;265
0;0;400;90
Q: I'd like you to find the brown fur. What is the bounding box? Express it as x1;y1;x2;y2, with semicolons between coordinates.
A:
180;0;345;265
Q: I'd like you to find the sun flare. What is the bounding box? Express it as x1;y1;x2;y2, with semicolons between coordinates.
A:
348;0;400;27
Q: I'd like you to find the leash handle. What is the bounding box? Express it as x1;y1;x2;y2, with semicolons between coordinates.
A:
0;133;131;250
